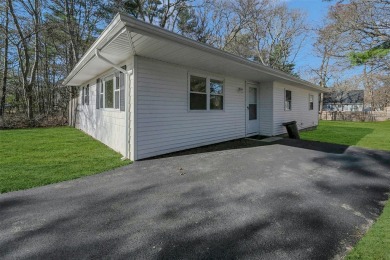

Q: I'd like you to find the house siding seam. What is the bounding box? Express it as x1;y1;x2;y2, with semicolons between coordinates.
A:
272;81;319;135
135;56;246;159
75;58;133;156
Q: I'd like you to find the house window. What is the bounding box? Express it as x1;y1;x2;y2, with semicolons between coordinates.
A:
99;80;104;109
104;76;114;108
114;75;120;109
210;79;224;110
81;87;85;105
189;74;224;111
85;85;89;105
309;94;314;110
100;72;122;110
190;75;207;110
285;89;292;111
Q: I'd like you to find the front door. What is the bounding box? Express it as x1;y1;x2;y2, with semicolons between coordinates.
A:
246;83;260;135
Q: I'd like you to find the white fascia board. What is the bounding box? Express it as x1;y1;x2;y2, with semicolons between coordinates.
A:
63;13;126;86
64;12;325;93
119;13;324;92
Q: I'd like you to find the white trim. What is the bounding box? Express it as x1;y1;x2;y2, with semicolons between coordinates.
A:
245;82;260;136
120;14;325;92
103;75;115;109
64;13;325;93
63;13;125;85
130;56;138;161
125;65;133;160
114;74;120;109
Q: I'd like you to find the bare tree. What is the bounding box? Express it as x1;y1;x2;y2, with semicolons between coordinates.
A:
328;0;390;69
0;2;9;117
7;0;41;121
204;0;307;75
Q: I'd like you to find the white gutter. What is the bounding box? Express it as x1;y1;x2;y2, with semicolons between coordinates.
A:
95;49;128;74
119;13;324;92
95;49;133;159
63;13;124;86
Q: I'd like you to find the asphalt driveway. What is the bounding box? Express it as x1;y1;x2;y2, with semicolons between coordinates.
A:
1;139;390;259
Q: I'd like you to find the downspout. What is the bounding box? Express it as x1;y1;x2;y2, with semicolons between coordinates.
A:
95;49;129;74
95;49;133;160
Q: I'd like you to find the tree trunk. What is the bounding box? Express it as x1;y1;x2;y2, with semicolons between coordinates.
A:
0;3;9;118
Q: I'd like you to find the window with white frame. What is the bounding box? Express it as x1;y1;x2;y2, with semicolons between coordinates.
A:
189;74;224;110
104;76;114;108
190;75;207;110
99;79;104;109
114;75;120;109
99;72;123;110
85;85;89;105
285;89;292;111
210;79;224;110
309;94;314;110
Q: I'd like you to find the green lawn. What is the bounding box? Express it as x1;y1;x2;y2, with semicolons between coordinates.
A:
300;120;390;151
0;127;130;193
346;200;390;260
301;120;390;259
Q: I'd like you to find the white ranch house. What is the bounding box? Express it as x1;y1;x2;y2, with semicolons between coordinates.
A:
64;13;323;161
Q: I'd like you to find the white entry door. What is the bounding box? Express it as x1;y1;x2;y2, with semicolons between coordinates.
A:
246;83;260;135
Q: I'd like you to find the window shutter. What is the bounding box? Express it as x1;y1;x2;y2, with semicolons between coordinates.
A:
120;65;127;112
96;79;100;109
86;84;89;105
82;87;85;105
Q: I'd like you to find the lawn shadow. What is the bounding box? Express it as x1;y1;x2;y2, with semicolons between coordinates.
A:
143;138;270;161
274;138;350;154
144;125;375;161
144;137;354;161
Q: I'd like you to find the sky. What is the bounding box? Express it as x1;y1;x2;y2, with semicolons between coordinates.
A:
285;0;335;79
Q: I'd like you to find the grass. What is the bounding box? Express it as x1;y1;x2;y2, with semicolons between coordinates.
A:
0;127;131;193
346;199;390;260
300;120;390;151
301;120;390;259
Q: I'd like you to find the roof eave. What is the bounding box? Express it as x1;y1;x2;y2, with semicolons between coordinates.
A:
119;13;324;92
64;12;325;92
63;13;125;86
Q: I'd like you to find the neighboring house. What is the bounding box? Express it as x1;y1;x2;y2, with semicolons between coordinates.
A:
63;13;324;161
323;90;365;112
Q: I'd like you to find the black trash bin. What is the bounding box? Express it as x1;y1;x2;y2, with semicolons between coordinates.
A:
282;121;300;139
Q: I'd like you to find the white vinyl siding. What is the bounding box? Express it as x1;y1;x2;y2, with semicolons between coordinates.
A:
75;55;320;160
136;56;245;159
75;58;133;156
273;82;319;135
